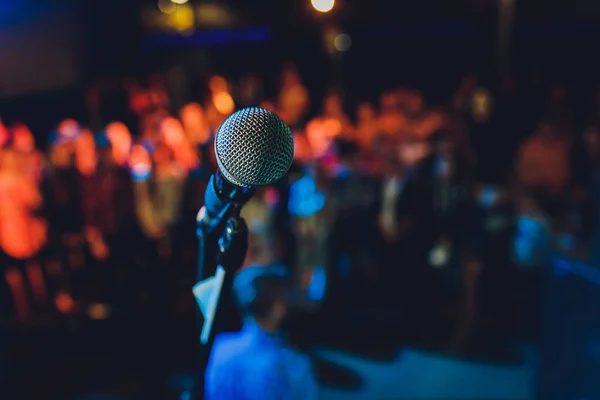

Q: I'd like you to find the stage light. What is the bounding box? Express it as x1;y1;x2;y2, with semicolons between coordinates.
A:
311;0;335;13
333;33;351;51
169;3;195;33
171;0;189;4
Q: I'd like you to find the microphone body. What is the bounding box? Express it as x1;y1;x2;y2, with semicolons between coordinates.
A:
191;108;294;399
197;107;294;234
199;172;255;235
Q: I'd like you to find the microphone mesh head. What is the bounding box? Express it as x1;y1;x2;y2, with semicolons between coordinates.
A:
215;107;294;188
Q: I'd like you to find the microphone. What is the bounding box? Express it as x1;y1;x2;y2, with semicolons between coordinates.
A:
198;107;294;233
194;107;294;344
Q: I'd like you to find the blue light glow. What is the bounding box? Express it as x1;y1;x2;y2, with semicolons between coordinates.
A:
288;175;326;217
145;28;271;49
95;131;109;148
306;264;326;302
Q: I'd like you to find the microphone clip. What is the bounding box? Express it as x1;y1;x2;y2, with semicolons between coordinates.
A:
197;172;256;236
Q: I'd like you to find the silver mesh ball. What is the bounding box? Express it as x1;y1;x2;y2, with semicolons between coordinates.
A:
214;107;294;188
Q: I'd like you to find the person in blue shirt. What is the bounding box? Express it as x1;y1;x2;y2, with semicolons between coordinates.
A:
205;264;319;400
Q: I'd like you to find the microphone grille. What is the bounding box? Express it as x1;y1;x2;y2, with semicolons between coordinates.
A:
215;107;294;188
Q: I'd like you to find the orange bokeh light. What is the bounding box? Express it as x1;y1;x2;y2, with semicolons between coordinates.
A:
57;119;80;141
129;144;152;177
212;91;235;115
208;75;228;93
12;123;35;152
160;116;186;149
106;122;132;166
55;292;76;314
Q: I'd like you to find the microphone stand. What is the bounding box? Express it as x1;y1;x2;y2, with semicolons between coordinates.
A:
190;205;249;400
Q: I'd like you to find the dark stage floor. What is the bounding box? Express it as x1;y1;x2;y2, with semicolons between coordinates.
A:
3;304;536;400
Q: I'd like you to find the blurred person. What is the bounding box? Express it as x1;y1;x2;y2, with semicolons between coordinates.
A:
0;149;48;322
427;130;473;292
56;118;81;142
516;121;571;216
512;192;551;269
305;117;341;160
354;102;379;150
449;183;518;353
205;264;318;400
288;163;331;303
321;92;353;138
159;116;202;191
211;91;235;117
0;150;47;261
180;102;211;147
10;123;35;153
177;104;214;260
328;139;379;304
241;187;279;267
392;130;472;335
131;141;185;254
45;128;84;249
160;116;187;153
93;135;137;242
206;75;235;129
375;150;428;312
105;121;133;167
377;154;406;245
79;140;139;302
428;131;472;223
180;102;216;175
74;129;99;178
419;131;472;280
378;90;407;139
73;130;111;261
277;64;309;128
10;123;44;183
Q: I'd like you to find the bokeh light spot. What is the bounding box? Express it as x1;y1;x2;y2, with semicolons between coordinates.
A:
311;0;335;13
334;33;351;52
158;0;176;14
212;91;235;115
88;303;112;320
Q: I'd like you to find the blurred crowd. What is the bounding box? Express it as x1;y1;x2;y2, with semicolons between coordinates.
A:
2;64;600;350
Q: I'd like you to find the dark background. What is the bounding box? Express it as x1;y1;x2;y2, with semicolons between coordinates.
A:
2;0;600;135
